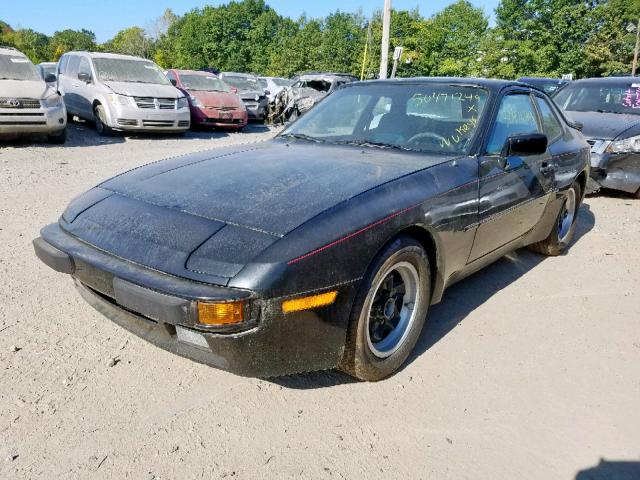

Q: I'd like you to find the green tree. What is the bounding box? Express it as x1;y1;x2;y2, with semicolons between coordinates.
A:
49;29;97;60
10;29;50;63
103;27;154;58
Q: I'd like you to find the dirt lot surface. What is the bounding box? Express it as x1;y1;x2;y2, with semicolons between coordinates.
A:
1;123;639;480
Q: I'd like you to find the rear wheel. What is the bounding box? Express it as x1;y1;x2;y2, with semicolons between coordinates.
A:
529;180;581;256
93;104;114;137
340;236;431;381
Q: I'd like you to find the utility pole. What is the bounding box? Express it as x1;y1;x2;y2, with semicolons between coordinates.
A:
379;0;392;79
633;18;640;77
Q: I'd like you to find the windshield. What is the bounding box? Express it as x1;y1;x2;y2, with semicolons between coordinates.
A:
180;74;229;92
0;54;41;81
554;82;640;115
223;75;260;91
293;79;332;92
280;83;488;154
94;58;170;85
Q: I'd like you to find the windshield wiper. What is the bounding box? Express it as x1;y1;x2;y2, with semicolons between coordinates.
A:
279;133;324;143
596;109;625;114
333;139;414;151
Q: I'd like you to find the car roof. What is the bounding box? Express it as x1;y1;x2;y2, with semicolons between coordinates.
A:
62;51;153;62
173;69;219;77
348;77;536;92
565;76;640;85
221;72;258;78
0;46;27;57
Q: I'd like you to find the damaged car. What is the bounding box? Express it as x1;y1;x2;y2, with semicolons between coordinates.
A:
219;72;268;121
269;72;357;123
34;78;589;381
554;77;640;197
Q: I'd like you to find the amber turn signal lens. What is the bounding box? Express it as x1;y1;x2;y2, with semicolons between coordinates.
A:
197;301;244;325
282;291;338;314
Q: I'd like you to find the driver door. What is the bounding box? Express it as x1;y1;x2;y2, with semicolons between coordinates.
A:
468;91;555;262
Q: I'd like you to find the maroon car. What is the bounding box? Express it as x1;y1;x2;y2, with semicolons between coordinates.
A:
166;69;248;130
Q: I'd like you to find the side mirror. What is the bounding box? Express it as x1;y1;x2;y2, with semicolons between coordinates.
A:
501;133;547;158
44;73;56;83
78;72;91;83
170;78;177;86
264;89;271;96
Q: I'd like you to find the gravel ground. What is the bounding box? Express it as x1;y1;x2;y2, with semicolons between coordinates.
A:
1;122;639;480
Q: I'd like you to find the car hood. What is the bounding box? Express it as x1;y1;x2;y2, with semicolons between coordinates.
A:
104;81;183;99
0;79;49;99
61;141;452;285
565;110;640;140
188;89;243;108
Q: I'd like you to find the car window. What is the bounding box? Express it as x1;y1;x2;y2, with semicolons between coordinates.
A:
296;93;372;137
166;71;176;84
78;58;91;78
554;82;640;115
58;56;68;75
66;56;80;77
535;96;563;141
486;94;541;155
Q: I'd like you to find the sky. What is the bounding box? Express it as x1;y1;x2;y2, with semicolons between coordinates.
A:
0;0;499;42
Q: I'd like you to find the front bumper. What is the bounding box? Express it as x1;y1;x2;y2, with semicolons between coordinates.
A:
191;107;248;128
589;151;640;194
33;223;355;377
109;104;191;132
0;104;66;135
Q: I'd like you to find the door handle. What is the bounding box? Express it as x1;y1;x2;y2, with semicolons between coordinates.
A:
540;162;556;177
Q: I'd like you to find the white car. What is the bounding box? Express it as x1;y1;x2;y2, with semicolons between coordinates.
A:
258;76;292;102
57;51;190;136
0;47;67;143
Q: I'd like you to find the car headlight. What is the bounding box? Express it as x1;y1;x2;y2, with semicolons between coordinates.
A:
178;97;190;109
606;135;640;153
108;94;130;106
42;94;62;108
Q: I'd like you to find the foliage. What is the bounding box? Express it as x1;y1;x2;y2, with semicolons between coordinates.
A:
2;0;640;79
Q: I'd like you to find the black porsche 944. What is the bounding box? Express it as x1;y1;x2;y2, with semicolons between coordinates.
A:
34;78;590;381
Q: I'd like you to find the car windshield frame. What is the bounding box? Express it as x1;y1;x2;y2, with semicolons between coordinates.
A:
179;74;230;92
223;75;260;91
93;58;171;85
279;82;490;155
553;82;640;115
0;54;41;81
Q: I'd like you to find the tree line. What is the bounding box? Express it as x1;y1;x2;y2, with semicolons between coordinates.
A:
1;0;639;79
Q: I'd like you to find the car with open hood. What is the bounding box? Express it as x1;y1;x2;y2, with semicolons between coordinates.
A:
0;47;66;143
219;72;267;121
270;72;358;123
34;78;589;381
57;51;190;136
553;77;640;197
166;69;248;130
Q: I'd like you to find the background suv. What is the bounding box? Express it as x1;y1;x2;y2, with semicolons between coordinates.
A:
0;47;66;143
57;52;189;136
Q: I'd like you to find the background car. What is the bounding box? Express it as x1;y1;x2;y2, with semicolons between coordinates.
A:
271;72;358;123
554;77;640;198
518;77;569;95
0;47;66;143
219;72;268;121
166;69;248;130
34;78;589;381
57;51;190;136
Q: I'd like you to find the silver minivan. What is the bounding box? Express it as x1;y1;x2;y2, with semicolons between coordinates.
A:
0;47;67;143
57;52;190;136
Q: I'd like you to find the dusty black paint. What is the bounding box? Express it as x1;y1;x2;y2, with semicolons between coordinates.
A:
35;78;590;377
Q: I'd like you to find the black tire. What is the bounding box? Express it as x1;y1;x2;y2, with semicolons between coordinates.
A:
529;180;582;256
93;104;114;137
340;235;431;381
47;128;67;144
